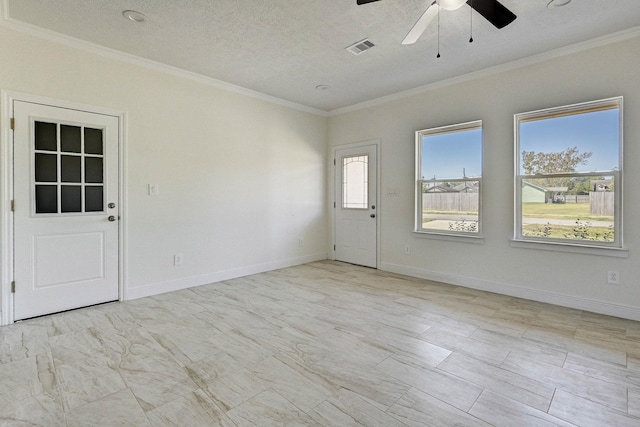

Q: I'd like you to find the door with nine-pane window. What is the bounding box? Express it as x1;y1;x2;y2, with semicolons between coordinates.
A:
13;101;119;320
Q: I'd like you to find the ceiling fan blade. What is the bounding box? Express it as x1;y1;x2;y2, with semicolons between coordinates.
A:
402;1;438;45
357;0;380;5
467;0;516;29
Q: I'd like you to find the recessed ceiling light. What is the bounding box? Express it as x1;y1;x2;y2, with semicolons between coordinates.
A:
123;10;147;23
315;85;331;91
547;0;572;8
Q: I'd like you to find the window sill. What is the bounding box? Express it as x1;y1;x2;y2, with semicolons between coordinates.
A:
413;231;485;244
510;239;628;258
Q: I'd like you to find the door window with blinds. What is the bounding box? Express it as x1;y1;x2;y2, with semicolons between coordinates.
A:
33;121;105;214
514;97;622;248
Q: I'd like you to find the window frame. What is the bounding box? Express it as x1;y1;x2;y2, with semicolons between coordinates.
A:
514;97;623;249
414;120;483;238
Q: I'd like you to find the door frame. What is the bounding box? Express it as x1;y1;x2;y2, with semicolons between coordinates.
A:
330;139;380;268
0;90;127;325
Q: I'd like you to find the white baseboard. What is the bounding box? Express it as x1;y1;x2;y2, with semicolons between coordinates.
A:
125;252;328;300
380;262;640;322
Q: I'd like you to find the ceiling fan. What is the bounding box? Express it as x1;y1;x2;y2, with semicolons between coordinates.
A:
357;0;516;45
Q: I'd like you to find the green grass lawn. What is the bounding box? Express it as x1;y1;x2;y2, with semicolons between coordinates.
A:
523;223;614;242
424;203;614;241
522;202;612;222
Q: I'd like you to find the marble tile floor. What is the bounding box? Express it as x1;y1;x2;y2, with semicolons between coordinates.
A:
1;260;639;426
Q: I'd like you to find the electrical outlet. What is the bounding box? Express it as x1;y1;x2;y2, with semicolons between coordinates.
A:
607;270;620;285
148;184;159;196
404;244;411;255
174;253;183;266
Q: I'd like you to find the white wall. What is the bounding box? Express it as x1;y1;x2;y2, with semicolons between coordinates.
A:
2;23;638;323
329;35;640;320
0;26;328;313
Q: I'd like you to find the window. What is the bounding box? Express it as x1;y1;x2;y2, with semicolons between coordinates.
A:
514;97;622;248
33;121;105;214
415;121;482;236
342;155;368;209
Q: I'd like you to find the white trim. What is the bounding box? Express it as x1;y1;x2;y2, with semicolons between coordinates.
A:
513;97;623;250
0;3;326;118
329;27;640;116
3;91;125;118
415;120;483;238
118;113;128;302
510;239;628;258
0;91;127;325
126;252;328;300
0;92;13;325
330;140;381;268
380;261;640;322
412;231;485;244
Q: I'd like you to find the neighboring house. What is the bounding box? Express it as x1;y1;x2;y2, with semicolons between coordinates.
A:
424;181;479;193
453;182;479;193
591;179;612;191
522;181;546;203
522;181;568;203
424;184;458;193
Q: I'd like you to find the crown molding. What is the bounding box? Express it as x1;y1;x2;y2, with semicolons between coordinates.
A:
2;0;638;119
0;1;328;117
328;26;640;116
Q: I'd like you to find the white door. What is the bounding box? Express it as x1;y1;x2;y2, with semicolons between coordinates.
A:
13;101;119;320
334;144;377;268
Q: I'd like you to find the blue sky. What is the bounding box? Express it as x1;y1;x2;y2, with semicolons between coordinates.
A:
519;108;620;173
421;128;482;179
421;109;620;179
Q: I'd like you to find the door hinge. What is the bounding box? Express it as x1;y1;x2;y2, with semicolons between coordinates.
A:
11;281;15;293
333;201;336;208
10;200;15;212
333;244;336;251
333;159;336;166
10;118;15;130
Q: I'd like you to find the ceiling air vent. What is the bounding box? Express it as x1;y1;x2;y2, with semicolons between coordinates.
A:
346;39;375;55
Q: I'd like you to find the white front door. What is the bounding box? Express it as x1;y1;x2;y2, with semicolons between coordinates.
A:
334;144;377;268
13;101;120;320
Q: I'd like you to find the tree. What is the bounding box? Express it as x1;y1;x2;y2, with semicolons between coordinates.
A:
521;146;592;188
567;176;598;195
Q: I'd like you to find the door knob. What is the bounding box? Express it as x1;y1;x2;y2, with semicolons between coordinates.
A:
108;216;116;222
370;214;376;218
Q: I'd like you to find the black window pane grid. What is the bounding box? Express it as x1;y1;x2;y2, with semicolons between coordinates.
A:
61;125;81;153
33;121;105;215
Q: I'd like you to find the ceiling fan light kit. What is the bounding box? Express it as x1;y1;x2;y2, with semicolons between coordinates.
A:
438;0;468;11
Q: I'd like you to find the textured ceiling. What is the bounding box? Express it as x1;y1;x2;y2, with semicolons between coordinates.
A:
3;0;640;112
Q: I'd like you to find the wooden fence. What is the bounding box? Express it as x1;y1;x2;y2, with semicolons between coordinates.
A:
562;194;590;204
424;192;613;216
590;191;614;216
423;193;478;212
